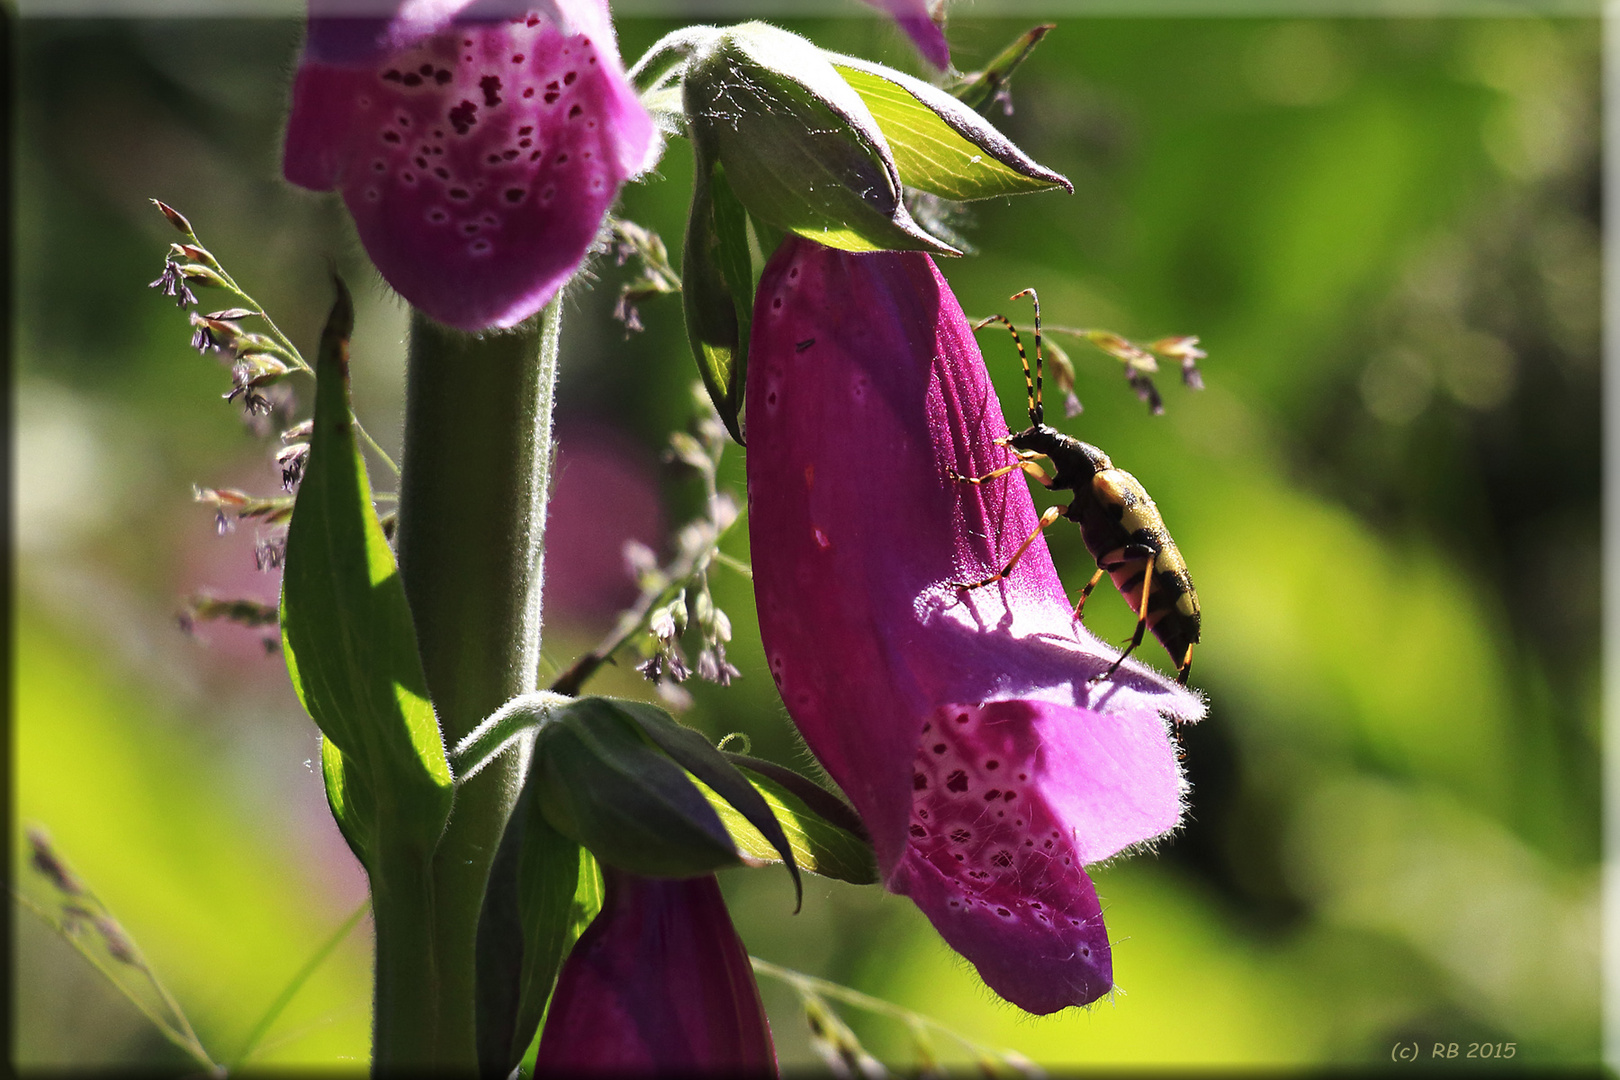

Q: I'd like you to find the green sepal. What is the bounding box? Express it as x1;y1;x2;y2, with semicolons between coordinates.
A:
683;154;754;445
948;24;1054;116
615;702;803;909
474;781;603;1076
829;53;1071;202
279;279;453;854
707;756;879;886
533;698;741;878
683;22;959;257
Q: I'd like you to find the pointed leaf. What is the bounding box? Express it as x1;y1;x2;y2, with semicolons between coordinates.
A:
617;700;803;908
831;55;1071;201
279;279;452;849
700;764;880;886
683;156;754;444
533;698;740;878
319;735;375;870
476;783;584;1076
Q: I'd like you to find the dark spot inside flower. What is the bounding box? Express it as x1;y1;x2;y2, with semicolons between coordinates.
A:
428;209;446;223
1018;772;1028;781
772;298;782;310
463;37;473;45
434;167;450;179
589;55;596;64
932;743;946;755
435;69;452;85
913;772;927;790
949;828;971;843
470;239;490;254
956;713;970;724
997;907;1011;917
487;153;501;164
789;267;799;279
373;160;387;172
448;100;478;134
401;171;416;183
954;853;965;862
909;824;926;837
917;809;928;820
525;13;539;25
519;138;532;148
383;131;402;144
448;187;470;200
543;90;560;104
567;104;582;119
1043;839;1053;849
403;73;422;86
983;789;1001;801
1004;791;1017;801
417;156;430;168
949;900;960;908
767;393;777;406
555;153;569;165
433;129;444;139
1081;946;1090;956
523;87;535;98
461;222;479;235
383;68;403;82
518;125;533;136
920;722;931;733
1030;901;1042;909
419;63;433;76
530;150;543;161
504;188;525;203
985;760;999;770
945;770;968;792
1025;839;1035;847
479;75;502;107
512;53;525;63
564;70;577;85
503;149;519;161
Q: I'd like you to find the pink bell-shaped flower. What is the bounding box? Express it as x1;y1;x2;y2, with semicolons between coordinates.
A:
745;237;1205;1014
284;1;656;331
536;869;776;1072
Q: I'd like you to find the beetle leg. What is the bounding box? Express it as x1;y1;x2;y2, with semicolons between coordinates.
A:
1094;560;1155;682
948;451;1051;487
1072;567;1106;621
953;504;1067;591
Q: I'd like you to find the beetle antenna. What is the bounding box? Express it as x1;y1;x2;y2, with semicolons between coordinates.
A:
1008;288;1043;425
971;311;1042;426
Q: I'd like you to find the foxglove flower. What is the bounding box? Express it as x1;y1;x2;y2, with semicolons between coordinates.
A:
283;0;657;331
746;238;1205;1014
536;870;775;1072
861;0;951;70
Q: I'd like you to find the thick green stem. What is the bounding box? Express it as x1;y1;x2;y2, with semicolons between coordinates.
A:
389;301;562;1067
370;842;440;1069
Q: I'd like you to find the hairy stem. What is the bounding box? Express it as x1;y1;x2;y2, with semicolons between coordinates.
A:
390;301;562;1066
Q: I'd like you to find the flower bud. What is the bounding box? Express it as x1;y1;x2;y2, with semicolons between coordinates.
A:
682;22;957;257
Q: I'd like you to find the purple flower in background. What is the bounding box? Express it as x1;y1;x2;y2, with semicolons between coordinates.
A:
745;238;1204;1014
862;0;950;70
283;1;656;331
536;869;776;1072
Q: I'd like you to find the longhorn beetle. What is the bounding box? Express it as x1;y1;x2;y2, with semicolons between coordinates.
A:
951;289;1201;685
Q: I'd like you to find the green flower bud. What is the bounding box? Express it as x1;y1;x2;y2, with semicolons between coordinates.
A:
682;22;958;256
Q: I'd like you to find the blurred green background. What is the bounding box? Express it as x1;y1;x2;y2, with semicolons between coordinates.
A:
13;8;1599;1070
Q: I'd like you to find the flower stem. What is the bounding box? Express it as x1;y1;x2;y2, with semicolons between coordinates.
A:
389;300;562;1066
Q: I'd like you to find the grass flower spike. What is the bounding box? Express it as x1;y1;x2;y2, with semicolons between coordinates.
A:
746;238;1205;1013
284;0;656;330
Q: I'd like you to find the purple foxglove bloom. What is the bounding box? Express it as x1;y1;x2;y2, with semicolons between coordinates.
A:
746;238;1205;1015
283;1;656;331
536;869;776;1072
861;0;951;70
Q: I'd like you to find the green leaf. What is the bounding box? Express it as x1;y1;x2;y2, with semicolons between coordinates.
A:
700;762;879;886
683;22;959;257
831;55;1071;202
616;701;803;908
279;279;452;852
475;784;585;1076
948;24;1054;115
683;156;753;445
319;736;375;870
534;698;741;878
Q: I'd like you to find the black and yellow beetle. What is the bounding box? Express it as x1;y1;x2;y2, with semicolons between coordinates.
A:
951;289;1201;685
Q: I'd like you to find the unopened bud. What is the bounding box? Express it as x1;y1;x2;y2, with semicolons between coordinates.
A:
178;263;228;288
150;199;194;236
